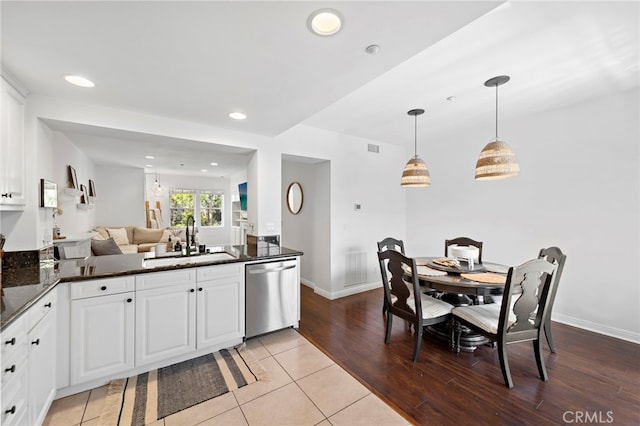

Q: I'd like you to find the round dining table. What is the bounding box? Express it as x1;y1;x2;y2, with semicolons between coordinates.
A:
411;257;510;352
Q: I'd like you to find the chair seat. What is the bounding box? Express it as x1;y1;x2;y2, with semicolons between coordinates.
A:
452;303;515;334
407;293;453;319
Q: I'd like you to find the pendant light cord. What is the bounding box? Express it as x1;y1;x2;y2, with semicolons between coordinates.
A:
495;84;499;139
414;113;418;158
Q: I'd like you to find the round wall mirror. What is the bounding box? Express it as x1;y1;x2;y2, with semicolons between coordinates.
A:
286;182;304;215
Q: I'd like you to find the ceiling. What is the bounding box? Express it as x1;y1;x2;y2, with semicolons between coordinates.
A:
2;1;638;175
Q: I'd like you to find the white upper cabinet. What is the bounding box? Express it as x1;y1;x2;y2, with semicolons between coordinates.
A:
0;77;26;209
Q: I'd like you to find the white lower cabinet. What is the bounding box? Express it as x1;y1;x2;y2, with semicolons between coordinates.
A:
197;268;244;349
135;282;196;366
28;308;57;425
1;316;28;426
70;286;135;385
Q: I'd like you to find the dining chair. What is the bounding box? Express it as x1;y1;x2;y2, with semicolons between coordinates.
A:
377;249;453;362
445;236;483;263
444;237;484;305
538;247;567;353
451;257;557;388
377;237;406;315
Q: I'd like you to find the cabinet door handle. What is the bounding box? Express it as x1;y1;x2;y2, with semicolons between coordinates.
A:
198;288;203;291
189;289;195;293
5;365;16;373
5;406;16;415
32;339;40;345
126;298;133;303
5;338;16;345
1;193;12;198
44;302;52;308
100;286;107;291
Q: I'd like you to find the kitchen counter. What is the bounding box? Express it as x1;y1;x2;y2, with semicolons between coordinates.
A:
1;245;303;330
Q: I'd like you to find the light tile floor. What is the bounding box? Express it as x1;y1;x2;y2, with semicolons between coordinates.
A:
43;329;410;426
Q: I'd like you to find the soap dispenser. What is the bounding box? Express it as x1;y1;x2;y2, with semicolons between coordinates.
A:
167;235;173;252
174;239;182;252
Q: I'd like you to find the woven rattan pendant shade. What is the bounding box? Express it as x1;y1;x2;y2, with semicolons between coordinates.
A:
475;76;519;181
401;109;430;187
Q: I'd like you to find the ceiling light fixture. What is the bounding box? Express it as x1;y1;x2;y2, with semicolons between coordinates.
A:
210;162;218;166
365;44;380;55
475;75;519;181
401;109;430;187
201;169;208;173
307;9;343;36
229;112;246;120
63;75;95;88
145;164;153;168
145;155;154;159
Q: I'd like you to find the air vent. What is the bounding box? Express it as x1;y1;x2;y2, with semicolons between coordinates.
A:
367;144;380;153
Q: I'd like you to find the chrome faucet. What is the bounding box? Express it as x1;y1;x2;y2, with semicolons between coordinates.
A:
185;215;196;256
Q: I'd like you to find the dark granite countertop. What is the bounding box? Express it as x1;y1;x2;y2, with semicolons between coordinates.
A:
1;245;302;331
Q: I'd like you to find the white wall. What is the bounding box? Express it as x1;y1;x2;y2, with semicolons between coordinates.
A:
95;165;145;227
405;88;640;342
282;159;331;291
52;130;96;237
277;126;407;298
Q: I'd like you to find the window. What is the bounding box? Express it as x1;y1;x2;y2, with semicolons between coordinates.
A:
170;189;223;227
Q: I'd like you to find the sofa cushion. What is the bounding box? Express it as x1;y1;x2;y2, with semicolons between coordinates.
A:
133;227;164;244
119;244;139;254
138;242;160;253
94;226;110;240
91;238;123;256
107;227;130;246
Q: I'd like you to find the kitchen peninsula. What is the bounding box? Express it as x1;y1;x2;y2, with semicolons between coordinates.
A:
0;245;302;425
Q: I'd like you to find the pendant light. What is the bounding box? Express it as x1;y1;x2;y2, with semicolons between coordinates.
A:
401;108;430;187
475;75;519;180
152;173;165;196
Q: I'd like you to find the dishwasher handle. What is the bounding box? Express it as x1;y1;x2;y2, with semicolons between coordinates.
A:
247;264;296;274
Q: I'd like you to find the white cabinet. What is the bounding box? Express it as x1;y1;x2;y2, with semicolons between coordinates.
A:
0;77;26;209
196;264;244;349
1;316;28;426
135;270;196;367
28;306;56;425
70;278;135;385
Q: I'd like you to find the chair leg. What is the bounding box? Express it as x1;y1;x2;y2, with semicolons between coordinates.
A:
533;339;549;382
384;313;393;344
382;298;388;315
497;342;514;388
453;321;462;354
544;317;557;353
412;323;422;362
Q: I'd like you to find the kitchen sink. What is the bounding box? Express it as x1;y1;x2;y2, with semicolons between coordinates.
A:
142;252;235;268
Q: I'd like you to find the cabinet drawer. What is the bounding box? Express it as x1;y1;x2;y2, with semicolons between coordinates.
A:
1;355;27;391
1;360;28;426
70;276;135;300
197;263;242;282
136;269;196;291
28;290;57;330
1;315;26;361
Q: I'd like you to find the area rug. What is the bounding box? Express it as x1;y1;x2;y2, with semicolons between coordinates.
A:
98;346;267;426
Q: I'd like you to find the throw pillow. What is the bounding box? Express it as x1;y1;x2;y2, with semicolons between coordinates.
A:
92;232;105;241
133;227;164;244
107;227;130;246
91;238;123;256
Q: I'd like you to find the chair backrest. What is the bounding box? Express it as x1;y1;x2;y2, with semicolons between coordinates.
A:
445;237;483;263
499;258;557;341
537;246;566;318
377;249;421;323
377;237;405;254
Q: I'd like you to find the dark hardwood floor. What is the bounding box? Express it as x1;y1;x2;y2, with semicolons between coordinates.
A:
297;285;639;425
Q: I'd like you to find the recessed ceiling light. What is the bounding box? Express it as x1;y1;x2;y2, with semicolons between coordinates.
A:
447;96;457;102
229;112;246;120
145;155;155;159
64;75;95;88
145;164;153;168
201;169;208;173
210;162;218;166
307;9;343;36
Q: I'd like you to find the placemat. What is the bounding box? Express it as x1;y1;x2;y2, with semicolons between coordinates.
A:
460;272;506;284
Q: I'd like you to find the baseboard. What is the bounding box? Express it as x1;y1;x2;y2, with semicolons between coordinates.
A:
300;277;315;289
552;313;640;344
313;281;382;300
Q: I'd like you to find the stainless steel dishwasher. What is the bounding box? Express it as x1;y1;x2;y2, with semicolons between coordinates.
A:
245;259;298;338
